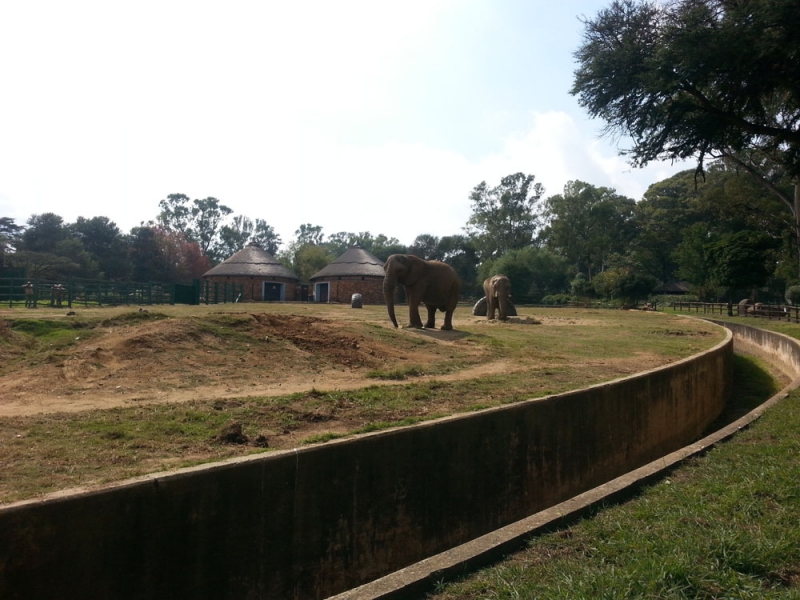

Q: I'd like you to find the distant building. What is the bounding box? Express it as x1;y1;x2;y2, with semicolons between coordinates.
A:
653;281;691;295
202;242;300;301
309;243;385;304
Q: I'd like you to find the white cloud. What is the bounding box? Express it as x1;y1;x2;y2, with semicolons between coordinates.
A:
0;2;693;251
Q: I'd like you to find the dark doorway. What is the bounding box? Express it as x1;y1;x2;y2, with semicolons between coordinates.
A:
263;282;283;301
316;282;329;303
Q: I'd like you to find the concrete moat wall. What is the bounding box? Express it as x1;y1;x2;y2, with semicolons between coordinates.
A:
0;328;734;600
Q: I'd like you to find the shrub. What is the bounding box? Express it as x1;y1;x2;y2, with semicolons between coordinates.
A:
786;285;800;305
541;294;572;305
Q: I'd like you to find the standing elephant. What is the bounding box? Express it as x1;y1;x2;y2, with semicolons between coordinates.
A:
383;254;461;330
483;274;512;321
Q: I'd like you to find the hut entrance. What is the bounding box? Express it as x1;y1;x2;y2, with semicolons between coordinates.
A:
315;282;329;303
262;282;284;301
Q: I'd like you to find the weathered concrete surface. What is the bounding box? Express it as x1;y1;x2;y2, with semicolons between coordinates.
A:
333;319;800;599
0;328;733;600
706;318;800;380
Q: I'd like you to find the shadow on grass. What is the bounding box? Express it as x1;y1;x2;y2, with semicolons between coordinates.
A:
703;353;783;435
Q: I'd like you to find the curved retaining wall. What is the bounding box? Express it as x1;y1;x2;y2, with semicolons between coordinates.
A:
707;319;800;380
0;327;733;600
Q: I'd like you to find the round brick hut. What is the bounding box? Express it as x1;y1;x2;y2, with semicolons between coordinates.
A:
202;243;300;302
309;243;385;304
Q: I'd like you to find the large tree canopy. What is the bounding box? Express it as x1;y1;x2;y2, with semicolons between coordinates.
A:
157;194;233;262
572;0;800;178
465;172;544;260
542;181;636;280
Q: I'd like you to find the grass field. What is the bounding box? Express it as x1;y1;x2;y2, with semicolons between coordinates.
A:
429;318;800;599
0;305;724;504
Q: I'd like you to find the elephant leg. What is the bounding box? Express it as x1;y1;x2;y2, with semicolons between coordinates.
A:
424;304;437;328
487;298;496;320
407;294;424;328
441;308;454;330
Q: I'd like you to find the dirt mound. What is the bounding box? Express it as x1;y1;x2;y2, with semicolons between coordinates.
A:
0;312;463;416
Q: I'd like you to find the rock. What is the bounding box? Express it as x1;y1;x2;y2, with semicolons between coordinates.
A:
218;422;248;445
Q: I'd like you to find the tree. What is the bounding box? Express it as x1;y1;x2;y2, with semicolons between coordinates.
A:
129;226;164;282
674;223;719;299
465;173;544;259
707;230;779;300
478;247;570;303
250;219;281;255
0;217;23;268
20;213;68;254
293;244;332;282
217;217;282;258
543;181;636;280
294;224;325;246
157;194;193;239
218;215;255;258
409;234;443;260
70;216;131;280
129;226;210;283
572;0;800;272
191;197;233;262
364;235;407;262
5;251;80;279
592;267;657;307
324;231;406;262
630;172;706;283
156;194;233;262
54;238;100;278
437;235;480;296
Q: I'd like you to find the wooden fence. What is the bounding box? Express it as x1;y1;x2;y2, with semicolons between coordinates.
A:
672;301;800;323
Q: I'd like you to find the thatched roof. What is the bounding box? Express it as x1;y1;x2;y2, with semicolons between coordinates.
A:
653;281;691;294
202;243;299;280
310;243;385;280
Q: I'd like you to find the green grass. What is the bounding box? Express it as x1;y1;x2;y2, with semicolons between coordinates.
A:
0;307;727;504
429;352;800;599
366;365;428;380
8;318;92;345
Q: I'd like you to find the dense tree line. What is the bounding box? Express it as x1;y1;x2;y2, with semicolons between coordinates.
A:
2;160;793;306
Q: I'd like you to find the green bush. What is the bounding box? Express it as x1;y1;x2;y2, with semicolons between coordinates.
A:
541;294;572;305
785;285;800;305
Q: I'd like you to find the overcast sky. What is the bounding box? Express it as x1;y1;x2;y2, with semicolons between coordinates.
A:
0;0;688;250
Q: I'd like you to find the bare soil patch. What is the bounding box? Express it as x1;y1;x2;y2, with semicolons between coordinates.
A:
0;307;720;419
1;311;487;416
0;305;726;503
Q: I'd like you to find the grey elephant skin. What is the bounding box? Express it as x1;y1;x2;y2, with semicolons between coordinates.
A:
483;274;512;321
383;254;461;330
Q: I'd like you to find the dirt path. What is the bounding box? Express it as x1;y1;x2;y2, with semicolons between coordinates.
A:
0;358;521;417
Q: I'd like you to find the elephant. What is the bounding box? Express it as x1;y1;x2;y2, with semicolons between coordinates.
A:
383;254;461;330
483;274;512;321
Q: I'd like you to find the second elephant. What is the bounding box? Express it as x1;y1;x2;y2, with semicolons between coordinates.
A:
483;274;512;321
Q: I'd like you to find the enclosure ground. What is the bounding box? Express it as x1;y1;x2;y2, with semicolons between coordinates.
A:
0;304;724;503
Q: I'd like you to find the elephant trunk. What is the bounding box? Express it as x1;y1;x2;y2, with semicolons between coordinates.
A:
383;275;399;328
498;293;509;320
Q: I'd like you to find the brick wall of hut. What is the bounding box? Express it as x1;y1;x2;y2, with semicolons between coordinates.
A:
316;277;385;304
202;276;299;302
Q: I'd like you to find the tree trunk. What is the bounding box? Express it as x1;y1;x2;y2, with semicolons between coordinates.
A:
795;182;800;280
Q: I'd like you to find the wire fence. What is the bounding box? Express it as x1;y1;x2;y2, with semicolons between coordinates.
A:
1;278;244;309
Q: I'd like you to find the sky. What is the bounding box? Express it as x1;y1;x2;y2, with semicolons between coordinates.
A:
0;0;689;250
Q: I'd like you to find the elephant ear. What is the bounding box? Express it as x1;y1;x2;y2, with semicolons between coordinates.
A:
402;255;425;286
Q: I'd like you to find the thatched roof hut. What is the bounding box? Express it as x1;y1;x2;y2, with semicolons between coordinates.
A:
653;281;691;295
202;243;300;301
309;243;385;303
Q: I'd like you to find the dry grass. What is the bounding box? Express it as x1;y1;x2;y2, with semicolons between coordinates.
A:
0;304;724;504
